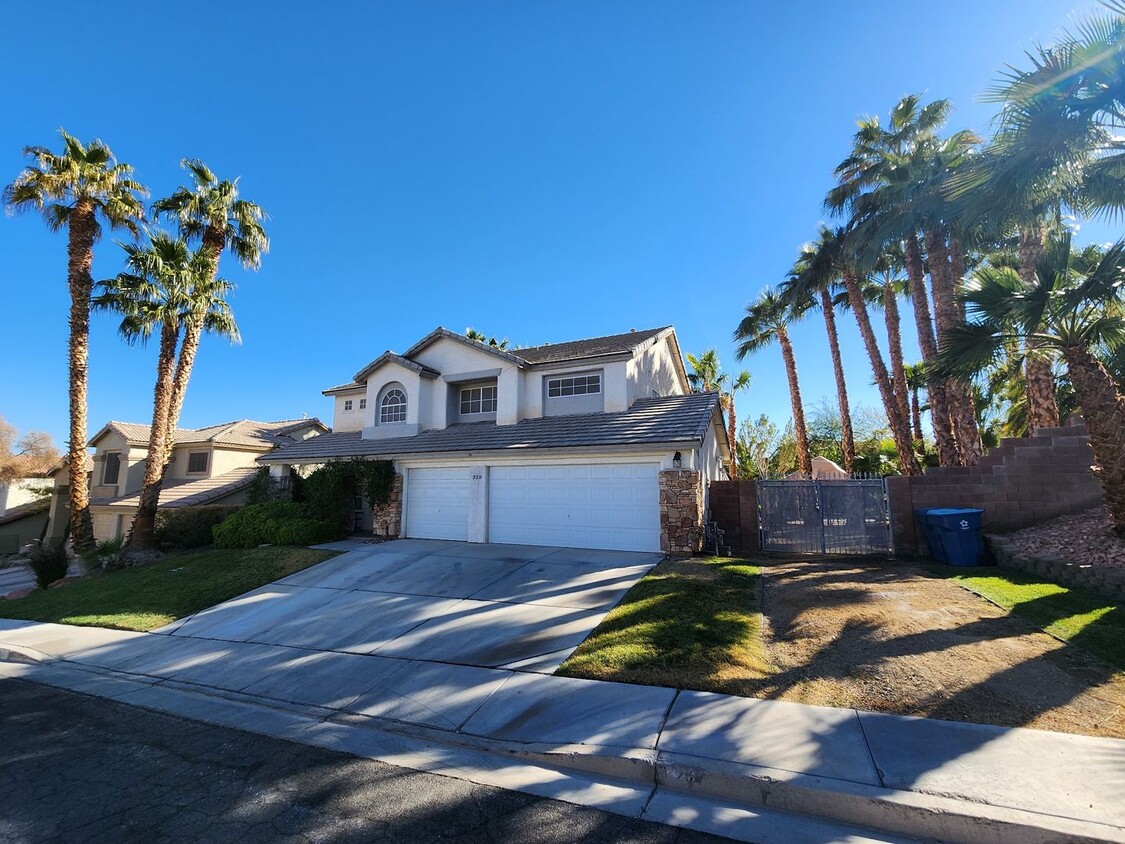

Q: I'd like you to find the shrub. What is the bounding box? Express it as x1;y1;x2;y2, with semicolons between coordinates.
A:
155;506;241;549
301;459;395;524
211;502;344;549
28;543;69;588
83;534;126;572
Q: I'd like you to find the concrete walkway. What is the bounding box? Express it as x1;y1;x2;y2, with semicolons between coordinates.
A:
1;541;1123;844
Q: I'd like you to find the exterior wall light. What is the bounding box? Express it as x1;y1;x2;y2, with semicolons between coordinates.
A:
673;451;682;469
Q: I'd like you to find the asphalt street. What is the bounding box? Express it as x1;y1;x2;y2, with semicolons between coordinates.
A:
0;678;730;844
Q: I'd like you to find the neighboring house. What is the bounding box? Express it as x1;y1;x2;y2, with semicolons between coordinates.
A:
262;326;731;553
0;475;53;553
785;456;850;481
76;419;327;542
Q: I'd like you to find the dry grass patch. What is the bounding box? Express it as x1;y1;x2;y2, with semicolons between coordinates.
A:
557;556;770;694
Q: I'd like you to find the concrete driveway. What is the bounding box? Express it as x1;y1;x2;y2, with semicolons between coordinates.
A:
164;538;660;674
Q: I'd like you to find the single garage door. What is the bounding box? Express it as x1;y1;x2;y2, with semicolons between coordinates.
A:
488;463;660;552
405;468;470;541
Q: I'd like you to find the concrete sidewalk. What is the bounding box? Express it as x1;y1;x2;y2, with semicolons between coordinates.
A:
1;618;1122;844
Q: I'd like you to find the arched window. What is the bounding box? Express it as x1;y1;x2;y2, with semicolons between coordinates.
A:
380;388;407;423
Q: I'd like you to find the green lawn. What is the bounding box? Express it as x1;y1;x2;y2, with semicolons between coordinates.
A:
0;546;337;632
557;556;770;693
940;566;1125;671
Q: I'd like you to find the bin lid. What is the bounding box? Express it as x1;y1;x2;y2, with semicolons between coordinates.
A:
925;508;984;516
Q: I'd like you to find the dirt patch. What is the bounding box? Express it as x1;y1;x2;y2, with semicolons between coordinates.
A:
1006;506;1125;569
751;558;1125;738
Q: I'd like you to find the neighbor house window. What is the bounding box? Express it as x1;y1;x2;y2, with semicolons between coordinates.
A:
187;452;209;473
380;389;407;423
102;452;121;485
344;399;353;411
548;374;601;397
460;385;497;415
359;398;367;410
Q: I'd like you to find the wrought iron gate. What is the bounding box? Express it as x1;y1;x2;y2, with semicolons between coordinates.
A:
757;479;892;555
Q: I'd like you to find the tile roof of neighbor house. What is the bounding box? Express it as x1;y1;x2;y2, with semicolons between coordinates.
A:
0;499;50;526
261;392;721;463
90;467;261;509
91;419;327;450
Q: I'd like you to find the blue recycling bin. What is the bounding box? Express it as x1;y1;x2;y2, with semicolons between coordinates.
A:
914;508;946;561
922;508;985;566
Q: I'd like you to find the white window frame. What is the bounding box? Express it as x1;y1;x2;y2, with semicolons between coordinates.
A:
359;398;367;410
547;373;601;398
459;384;497;415
344;399;353;412
380;388;407;423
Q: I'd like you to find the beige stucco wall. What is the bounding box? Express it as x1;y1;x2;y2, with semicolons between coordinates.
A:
627;335;686;404
0;478;52;517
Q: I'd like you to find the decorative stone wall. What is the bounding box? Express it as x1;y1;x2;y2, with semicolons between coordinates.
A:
371;473;403;537
659;469;703;555
887;422;1103;557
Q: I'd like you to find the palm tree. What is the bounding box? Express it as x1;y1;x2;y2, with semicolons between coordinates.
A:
3;131;146;552
904;362;927;445
942;234;1125;533
151;160;267;465
686;350;751;476
93;234;235;550
466;328;510;349
785;241;857;473
792;227;922;476
828;96;979;465
734;289;812;477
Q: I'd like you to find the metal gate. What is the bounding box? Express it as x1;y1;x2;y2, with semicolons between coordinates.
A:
757;479;892;554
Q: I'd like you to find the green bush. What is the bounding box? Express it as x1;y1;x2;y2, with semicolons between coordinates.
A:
211;502;344;549
28;543;69;589
83;534;126;572
155;506;242;549
300;459;394;525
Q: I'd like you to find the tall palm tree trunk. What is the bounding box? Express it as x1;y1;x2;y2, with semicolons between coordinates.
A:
1019;226;1061;431
924;228;982;465
128;321;181;550
842;270;923;476
1061;345;1125;534
819;288;856;473
776;326;812;478
911;385;924;444
881;281;911;441
66;201;97;553
161;229;224;464
904;234;959;465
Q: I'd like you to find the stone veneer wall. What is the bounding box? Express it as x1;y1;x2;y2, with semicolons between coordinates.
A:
887;422;1103;557
659;469;703;555
371;473;403;537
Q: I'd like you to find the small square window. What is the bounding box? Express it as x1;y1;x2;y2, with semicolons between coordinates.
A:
344;399;353;411
187;452;208;474
359;398;367;410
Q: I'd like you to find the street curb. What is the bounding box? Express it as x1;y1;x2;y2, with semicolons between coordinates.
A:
9;656;1121;844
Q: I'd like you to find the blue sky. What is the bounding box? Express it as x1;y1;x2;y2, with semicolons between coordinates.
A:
0;0;1112;448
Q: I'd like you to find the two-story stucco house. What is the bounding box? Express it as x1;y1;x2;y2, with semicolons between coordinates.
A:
262;326;730;553
74;419;327;542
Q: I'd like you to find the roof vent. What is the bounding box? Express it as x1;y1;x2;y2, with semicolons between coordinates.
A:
630;328;637;332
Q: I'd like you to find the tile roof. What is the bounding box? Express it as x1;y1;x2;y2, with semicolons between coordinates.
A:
352;351;442;384
92;419;326;450
261;392;720;463
515;327;672;365
0;499;49;526
90;467;260;510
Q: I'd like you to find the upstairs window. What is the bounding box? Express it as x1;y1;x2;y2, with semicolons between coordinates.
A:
103;452;121;485
359;398;367;410
187;452;209;474
380;388;407;423
548;373;601;397
344;399;353;411
460;385;497;415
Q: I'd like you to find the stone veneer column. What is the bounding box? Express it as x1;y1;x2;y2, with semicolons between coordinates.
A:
371;473;404;537
659;469;703;555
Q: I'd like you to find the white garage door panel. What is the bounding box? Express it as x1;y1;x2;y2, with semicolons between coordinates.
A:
488;463;660;552
405;468;470;541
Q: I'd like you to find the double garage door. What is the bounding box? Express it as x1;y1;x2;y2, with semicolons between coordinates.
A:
404;463;661;552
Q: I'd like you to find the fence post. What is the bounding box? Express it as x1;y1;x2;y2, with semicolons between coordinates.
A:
740;481;760;554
